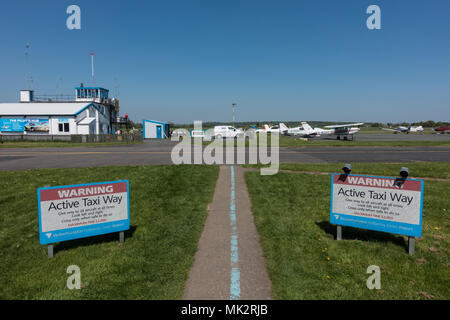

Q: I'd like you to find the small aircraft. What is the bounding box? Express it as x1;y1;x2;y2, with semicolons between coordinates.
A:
434;126;450;134
323;123;364;140
381;125;424;134
255;124;284;134
24;122;50;132
282;122;364;140
280;122;329;137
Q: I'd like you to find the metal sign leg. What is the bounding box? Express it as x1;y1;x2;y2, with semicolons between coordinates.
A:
337;226;342;240
48;244;54;258
119;231;125;243
408;237;415;255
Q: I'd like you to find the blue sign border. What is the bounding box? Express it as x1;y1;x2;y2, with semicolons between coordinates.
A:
330;173;424;237
37;180;130;245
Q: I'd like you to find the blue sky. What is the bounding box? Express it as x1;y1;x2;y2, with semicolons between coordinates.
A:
0;0;449;124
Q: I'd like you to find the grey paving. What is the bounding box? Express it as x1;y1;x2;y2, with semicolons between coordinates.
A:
325;133;450;141
278;146;450;163
0;140;450;171
182;166;272;300
182;166;231;300
234;166;272;300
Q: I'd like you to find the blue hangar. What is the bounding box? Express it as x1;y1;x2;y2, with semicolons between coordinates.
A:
143;119;171;139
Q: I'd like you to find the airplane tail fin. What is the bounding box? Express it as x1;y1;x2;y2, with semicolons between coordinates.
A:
279;123;289;132
264;124;270;131
301;122;313;131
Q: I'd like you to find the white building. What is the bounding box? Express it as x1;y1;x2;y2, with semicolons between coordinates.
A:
0;86;121;135
143;119;171;139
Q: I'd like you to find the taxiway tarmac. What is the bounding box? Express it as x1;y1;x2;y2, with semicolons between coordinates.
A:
1;140;449;171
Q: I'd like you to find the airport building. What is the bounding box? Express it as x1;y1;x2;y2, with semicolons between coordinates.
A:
143;119;171;139
0;85;124;135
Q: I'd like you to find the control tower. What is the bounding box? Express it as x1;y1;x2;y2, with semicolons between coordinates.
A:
75;85;110;104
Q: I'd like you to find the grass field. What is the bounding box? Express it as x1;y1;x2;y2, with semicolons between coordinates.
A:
0;165;219;299
245;162;450;180
358;127;436;134
202;135;450;147
245;163;450;299
0;141;143;148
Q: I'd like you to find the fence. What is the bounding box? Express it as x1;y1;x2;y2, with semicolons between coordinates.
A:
0;134;143;143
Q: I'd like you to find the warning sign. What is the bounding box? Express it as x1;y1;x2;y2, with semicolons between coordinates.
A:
330;174;423;237
38;180;130;244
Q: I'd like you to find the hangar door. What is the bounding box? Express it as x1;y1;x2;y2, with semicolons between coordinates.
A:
156;125;162;139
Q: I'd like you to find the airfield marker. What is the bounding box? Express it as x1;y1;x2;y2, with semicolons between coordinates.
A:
230;166;240;300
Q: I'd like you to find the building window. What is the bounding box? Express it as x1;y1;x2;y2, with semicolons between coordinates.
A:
59;123;70;133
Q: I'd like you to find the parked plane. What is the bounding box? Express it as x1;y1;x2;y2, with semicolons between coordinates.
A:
434;126;450;134
381;125;424;134
254;124;266;133
280;122;329;137
323;123;364;140
282;122;364;140
255;124;284;134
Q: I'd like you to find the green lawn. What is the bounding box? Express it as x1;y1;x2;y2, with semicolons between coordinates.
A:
245;164;450;299
0;165;219;299
202;135;450;147
0;141;143;148
245;162;450;180
358;127;436;134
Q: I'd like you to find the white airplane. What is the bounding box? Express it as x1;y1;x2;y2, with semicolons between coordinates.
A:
381;125;424;134
323;123;364;140
280;122;329;137
255;124;284;134
281;122;364;140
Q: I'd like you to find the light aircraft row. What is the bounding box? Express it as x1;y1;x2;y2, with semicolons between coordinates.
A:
254;122;449;138
380;125;424;134
254;122;364;140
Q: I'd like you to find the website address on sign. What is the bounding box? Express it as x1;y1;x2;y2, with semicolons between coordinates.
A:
340;216;414;232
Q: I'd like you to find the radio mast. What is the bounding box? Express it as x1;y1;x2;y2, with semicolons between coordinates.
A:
25;43;32;90
89;52;95;87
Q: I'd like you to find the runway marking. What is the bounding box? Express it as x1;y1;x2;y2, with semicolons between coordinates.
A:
229;166;240;300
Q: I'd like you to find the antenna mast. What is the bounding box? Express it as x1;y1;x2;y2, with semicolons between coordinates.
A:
25;43;30;89
89;52;96;100
114;77;120;99
232;102;237;128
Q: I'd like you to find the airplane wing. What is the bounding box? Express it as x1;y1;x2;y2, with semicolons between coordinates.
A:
324;123;364;128
290;131;313;138
380;128;398;132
